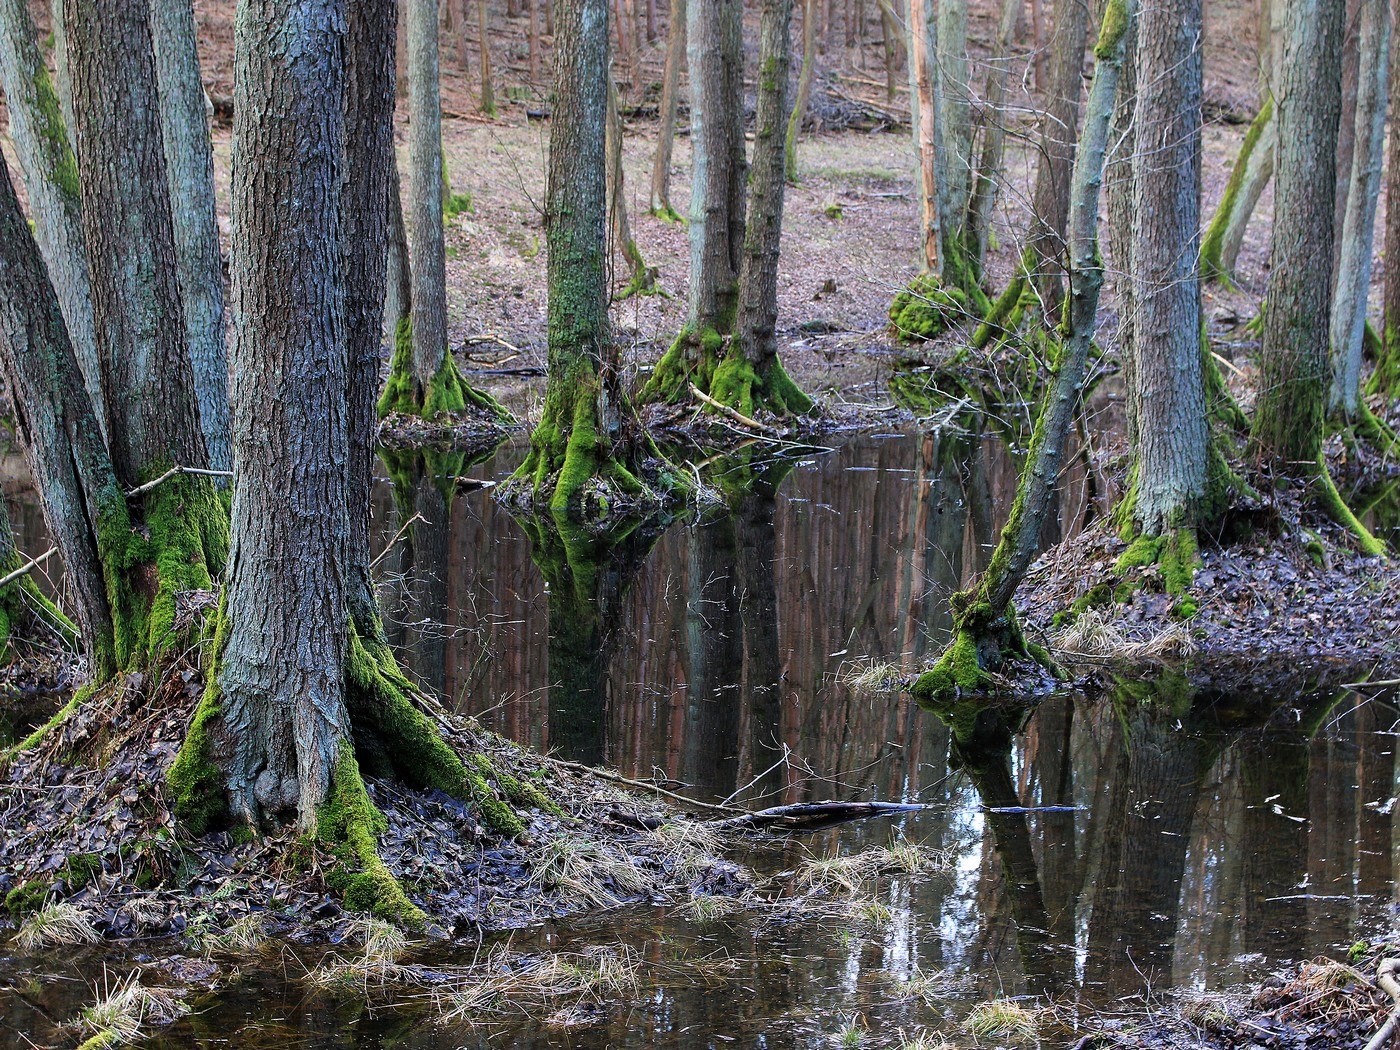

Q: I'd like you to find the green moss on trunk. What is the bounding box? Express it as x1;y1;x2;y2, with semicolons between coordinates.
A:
376;317;513;423
1200;94;1272;287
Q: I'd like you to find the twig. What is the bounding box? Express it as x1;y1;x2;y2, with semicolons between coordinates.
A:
125;464;233;498
688;383;782;436
1344;678;1400;689
370;513;425;569
545;757;745;814
1365;958;1400;1050
0;547;56;589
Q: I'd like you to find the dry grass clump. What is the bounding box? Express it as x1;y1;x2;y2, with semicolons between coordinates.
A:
187;911;269;956
530;838;654;908
842;660;907;695
1055;609;1197;660
13;902;100;951
684;893;746;922
965;999;1039;1041
433;943;645;1021
75;972;186;1050
796;841;950;895
304;917;414;992
889;963;960;1006
832;1014;868;1047
1253;957;1387;1026
895;1031;953;1050
646;820;727;880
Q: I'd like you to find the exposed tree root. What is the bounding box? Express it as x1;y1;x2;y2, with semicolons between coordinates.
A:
640;327;813;420
376;318;514;424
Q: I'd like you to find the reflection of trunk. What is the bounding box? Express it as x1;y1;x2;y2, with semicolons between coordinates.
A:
404;477;452;699
734;479;785;800
1029;694;1077;943
1237;722;1312;960
682;514;743;797
1084;690;1221;993
960;742;1072;994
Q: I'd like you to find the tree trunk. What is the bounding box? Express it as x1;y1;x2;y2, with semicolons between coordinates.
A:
1252;0;1344;465
0;153;119;672
151;0;232;474
1026;0;1091;311
1375;0;1400;398
380;0;507;421
732;0;813;417
650;0;686;219
477;0;496;116
912;0;1134;708
637;0;747;405
1125;0;1222;558
510;0;673;513
936;0;973;264
529;0;541;79
0;0;104;428
965;0;1024;274
607;74;654;296
221;0;352;830
1200;96;1276;285
785;0;818;181
453;0;471;72
65;0;209;484
1106;5;1138;446
1328;0;1391;419
907;0;942;274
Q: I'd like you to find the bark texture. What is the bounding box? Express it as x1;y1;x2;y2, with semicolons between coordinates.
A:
1252;0;1345;465
1199;96;1276;285
152;0;232;473
65;0;209;483
1377;0;1400;397
407;0;450;387
650;0;686;219
222;0;352;828
0;0;103;424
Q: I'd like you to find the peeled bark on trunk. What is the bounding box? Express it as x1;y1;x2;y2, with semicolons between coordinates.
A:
649;0;686;220
607;74;655;297
907;0;942;274
219;0;352;831
1329;0;1391;419
1252;0;1383;553
784;0;817;181
509;0;677;514
912;0;1134;709
0;0;104;427
637;0;748;405
379;0;508;422
152;0;232;474
1199;96;1276;286
1026;0;1091;312
729;0;814;418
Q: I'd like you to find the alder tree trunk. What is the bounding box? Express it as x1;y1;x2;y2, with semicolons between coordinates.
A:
731;0;814;417
477;0;496;116
638;0;748;405
650;0;686;219
152;0;232;473
1106;5;1137;445
965;0;1024;274
936;0;973;270
1328;0;1391;419
511;0;675;513
1377;8;1400;397
379;0;507;421
1252;0;1383;552
607;74;654;297
529;0;541;79
907;0;942;273
0;0;104;425
1200;96;1276;285
1026;0;1090;311
785;0;818;181
912;0;1134;707
220;0;352;830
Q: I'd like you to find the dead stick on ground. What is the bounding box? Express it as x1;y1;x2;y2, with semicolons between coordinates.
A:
1364;958;1400;1050
0;547;57;590
689;383;783;436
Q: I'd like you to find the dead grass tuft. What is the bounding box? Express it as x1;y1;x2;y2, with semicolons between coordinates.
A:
76;972;186;1048
13;902;100;951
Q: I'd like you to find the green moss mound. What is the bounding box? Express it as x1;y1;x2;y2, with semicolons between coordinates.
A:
889;274;971;341
377;318;513;424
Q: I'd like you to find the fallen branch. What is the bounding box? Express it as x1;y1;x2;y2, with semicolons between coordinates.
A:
370;512;426;570
0;547;57;590
1365;958;1400;1050
126;464;233;499
545;757;745;814
689;383;782;436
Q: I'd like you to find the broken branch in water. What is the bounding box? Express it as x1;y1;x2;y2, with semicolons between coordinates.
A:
712;800;1083;832
689;383;782;436
1364;958;1400;1050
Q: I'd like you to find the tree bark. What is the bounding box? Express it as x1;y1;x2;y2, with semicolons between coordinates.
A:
936;0;973;258
785;0;818;180
907;0;942;273
1328;0;1391;418
733;0;814;416
607;73;654;295
1376;0;1400;397
0;0;104;428
965;0;1024;273
1106;5;1138;446
65;0;209;484
151;0;232;475
1128;0;1214;536
1026;0;1091;311
477;0;496;116
1200;96;1276;285
1252;0;1345;466
650;0;686;218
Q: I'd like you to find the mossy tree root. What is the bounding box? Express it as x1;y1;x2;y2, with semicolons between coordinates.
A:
640;326;812;418
1367;326;1400;398
376;317;515;424
972;248;1037;350
1312;456;1387;556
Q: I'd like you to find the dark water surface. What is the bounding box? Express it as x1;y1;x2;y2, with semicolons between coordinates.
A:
2;430;1397;1048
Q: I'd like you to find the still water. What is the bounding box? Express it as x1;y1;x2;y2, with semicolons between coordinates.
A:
2;430;1397;1048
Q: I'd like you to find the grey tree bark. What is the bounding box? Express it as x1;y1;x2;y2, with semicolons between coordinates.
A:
1106;7;1138;446
965;0;1024;272
684;0;746;334
0;0;104;428
907;0;943;272
650;0;686;218
406;0;450;389
785;0;817;181
152;0;233;473
935;0;973;252
223;0;351;828
1128;0;1212;534
65;0;210;483
1328;0;1391;417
